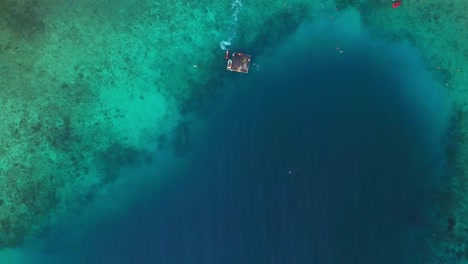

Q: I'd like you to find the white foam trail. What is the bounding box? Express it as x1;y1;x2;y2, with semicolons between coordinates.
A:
220;0;242;50
220;40;231;50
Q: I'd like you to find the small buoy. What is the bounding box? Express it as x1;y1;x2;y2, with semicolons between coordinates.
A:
392;1;402;8
193;65;198;68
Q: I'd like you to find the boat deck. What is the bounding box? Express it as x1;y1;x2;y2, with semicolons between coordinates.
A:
227;52;251;73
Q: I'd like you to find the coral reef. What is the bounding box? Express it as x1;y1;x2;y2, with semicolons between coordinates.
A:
430;108;468;262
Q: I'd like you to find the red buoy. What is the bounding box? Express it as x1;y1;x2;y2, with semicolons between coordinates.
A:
392;1;402;8
225;50;229;60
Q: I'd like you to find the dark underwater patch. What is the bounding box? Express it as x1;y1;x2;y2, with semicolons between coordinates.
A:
0;0;46;41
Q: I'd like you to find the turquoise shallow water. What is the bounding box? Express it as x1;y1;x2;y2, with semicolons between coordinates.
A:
0;4;454;264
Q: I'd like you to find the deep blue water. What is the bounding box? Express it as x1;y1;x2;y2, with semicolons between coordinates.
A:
5;12;451;264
